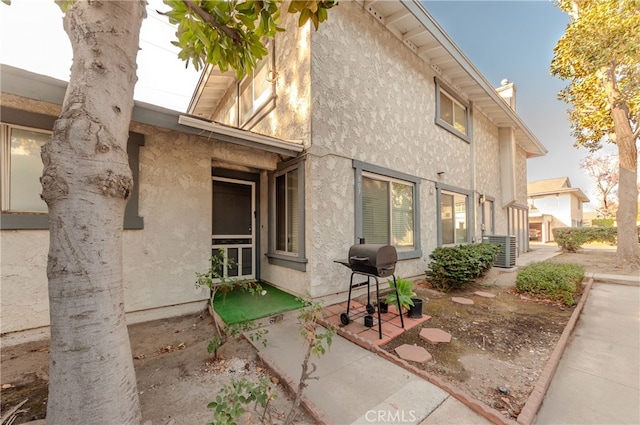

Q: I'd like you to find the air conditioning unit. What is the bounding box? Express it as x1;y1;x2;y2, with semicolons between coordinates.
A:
482;235;516;268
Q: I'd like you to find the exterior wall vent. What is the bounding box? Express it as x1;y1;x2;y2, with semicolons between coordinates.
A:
482;235;516;268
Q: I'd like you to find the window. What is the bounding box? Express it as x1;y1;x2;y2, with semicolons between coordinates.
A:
1;124;50;213
354;161;421;260
481;196;495;236
362;174;414;248
435;79;470;142
437;186;470;245
239;40;276;129
1;106;144;230
268;159;306;271
275;167;299;254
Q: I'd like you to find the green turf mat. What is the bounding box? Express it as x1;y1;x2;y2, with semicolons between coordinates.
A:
213;283;304;325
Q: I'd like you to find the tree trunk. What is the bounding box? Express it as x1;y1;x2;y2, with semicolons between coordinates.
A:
41;2;145;423
612;107;640;269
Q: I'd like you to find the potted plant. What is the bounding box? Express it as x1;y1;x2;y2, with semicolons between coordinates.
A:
385;277;418;315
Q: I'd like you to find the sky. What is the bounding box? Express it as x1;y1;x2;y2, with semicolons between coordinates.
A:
1;0;601;209
423;0;601;210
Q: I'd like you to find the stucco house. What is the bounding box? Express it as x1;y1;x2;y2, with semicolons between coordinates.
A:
528;177;590;242
1;0;546;344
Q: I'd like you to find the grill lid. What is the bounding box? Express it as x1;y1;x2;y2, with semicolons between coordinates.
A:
347;244;397;277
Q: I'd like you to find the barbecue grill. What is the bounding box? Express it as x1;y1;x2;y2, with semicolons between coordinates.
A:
335;243;405;339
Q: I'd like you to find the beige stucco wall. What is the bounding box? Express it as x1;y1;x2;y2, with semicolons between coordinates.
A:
300;1;511;297
0;95;281;338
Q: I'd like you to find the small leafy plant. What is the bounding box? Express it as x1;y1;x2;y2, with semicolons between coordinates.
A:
195;250;268;358
206;377;275;425
385;277;416;311
515;261;584;306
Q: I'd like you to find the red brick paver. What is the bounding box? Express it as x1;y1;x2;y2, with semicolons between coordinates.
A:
451;296;474;305
394;344;433;364
420;327;452;344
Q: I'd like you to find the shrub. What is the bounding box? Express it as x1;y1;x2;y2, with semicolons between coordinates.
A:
591;218;615;227
515;261;584;306
426;243;501;292
553;227;624;252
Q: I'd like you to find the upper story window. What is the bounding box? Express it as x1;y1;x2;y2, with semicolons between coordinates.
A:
353;160;422;260
239;40;276;129
435;79;471;143
1;124;50;213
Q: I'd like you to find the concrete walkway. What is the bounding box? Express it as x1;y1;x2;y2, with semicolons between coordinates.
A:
534;280;640;425
249;317;493;425
248;245;640;425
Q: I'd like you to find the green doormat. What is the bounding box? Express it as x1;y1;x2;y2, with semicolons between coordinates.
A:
213;283;304;325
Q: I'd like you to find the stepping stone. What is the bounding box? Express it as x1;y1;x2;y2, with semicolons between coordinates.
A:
395;344;433;363
451;296;474;305
474;291;496;298
420;328;452;344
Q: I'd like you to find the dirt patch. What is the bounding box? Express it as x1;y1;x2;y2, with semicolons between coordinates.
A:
1;312;314;425
377;246;633;421
381;279;577;420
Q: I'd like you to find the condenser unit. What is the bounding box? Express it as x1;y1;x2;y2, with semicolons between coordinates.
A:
482;235;516;268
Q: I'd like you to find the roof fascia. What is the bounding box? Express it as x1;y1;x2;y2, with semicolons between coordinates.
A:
399;0;547;157
178;115;304;157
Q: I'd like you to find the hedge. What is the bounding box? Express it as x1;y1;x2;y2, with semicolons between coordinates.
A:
553;226;640;252
425;243;500;292
515;261;584;306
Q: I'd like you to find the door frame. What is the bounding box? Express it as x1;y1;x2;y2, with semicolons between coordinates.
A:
212;168;261;281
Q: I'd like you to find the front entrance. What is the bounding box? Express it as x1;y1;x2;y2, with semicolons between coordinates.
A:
212;176;256;280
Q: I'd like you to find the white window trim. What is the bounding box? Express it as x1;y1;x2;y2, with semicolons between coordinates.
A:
435;78;471;143
436;184;472;246
238;40;276;130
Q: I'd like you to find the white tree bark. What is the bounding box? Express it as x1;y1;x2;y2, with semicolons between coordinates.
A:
41;1;146;423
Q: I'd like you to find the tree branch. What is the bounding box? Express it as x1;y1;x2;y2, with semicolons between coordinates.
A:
182;0;243;44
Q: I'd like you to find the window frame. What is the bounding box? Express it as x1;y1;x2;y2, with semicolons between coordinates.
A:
480;195;496;236
353;160;422;260
436;183;472;246
1;106;144;230
267;158;307;271
1;123;51;213
238;40;276;130
435;78;471;143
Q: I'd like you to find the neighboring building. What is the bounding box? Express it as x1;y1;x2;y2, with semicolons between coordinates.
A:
1;0;546;343
528;177;590;242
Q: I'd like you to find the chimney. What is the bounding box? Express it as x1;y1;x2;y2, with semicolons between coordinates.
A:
497;79;516;111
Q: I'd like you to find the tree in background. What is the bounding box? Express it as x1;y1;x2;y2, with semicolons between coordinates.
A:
18;0;335;423
551;0;639;268
580;152;619;218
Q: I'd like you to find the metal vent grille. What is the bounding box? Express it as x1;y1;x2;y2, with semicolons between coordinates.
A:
482;235;516;267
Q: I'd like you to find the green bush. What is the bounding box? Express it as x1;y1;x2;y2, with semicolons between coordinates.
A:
515;262;584;306
553;227;628;252
426;243;501;292
591;218;615;227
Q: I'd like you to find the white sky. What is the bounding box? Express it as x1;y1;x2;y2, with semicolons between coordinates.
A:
0;0;201;112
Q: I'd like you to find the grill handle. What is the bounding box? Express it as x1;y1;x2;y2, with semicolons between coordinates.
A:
350;256;370;262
